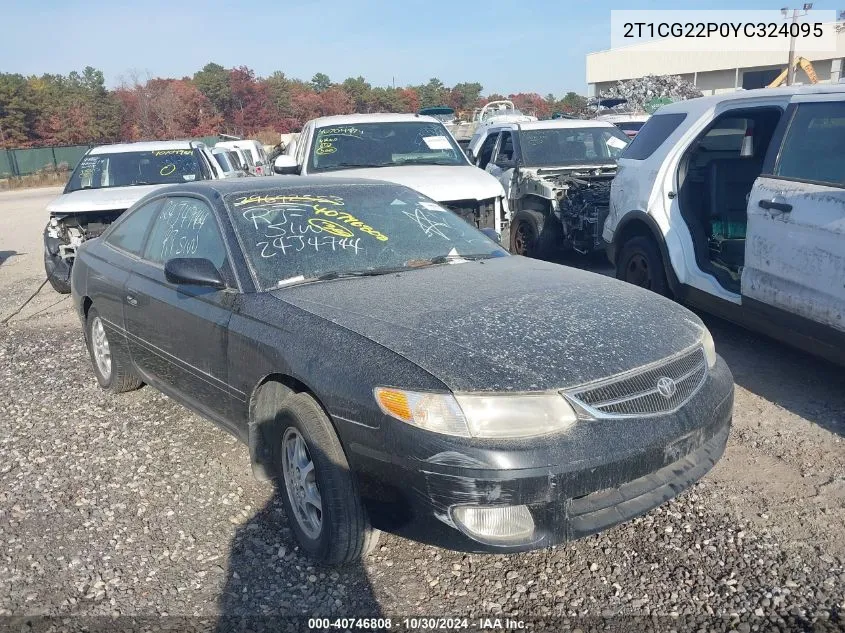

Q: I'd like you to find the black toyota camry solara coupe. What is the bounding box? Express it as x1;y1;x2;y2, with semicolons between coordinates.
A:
71;177;733;563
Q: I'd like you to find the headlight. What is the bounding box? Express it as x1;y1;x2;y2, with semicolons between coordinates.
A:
701;327;717;369
374;388;577;438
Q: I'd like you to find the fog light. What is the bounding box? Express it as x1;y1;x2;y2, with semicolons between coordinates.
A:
451;505;535;544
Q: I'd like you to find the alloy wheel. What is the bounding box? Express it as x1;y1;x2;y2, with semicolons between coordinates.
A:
282;428;323;539
91;317;112;380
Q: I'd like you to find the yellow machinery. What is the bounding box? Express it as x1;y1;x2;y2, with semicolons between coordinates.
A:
767;57;819;88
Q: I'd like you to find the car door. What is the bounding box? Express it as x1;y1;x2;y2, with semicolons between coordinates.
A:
487;130;517;198
744;95;845;334
91;198;165;344
124;195;238;427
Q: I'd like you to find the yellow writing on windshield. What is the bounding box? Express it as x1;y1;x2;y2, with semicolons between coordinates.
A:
316;137;337;156
152;149;194;156
317;126;362;138
232;194;345;207
159;163;176;176
307;218;354;238
313;205;388;241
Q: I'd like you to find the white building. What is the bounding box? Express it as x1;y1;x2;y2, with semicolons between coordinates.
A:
586;22;845;97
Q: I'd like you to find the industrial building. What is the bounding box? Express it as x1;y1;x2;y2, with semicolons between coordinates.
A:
586;22;845;96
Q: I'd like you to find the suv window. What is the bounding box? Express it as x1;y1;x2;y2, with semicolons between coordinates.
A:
104;199;162;255
622;113;687;160
142;197;227;270
494;131;514;163
476;132;500;169
775;101;845;187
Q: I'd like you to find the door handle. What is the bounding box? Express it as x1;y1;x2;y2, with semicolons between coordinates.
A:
758;199;792;213
125;294;138;307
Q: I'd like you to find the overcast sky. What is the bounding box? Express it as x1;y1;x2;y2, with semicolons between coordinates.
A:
2;0;840;96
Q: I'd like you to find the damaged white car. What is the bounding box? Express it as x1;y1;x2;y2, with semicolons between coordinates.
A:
605;84;845;365
467;119;630;257
272;113;510;239
44;140;221;293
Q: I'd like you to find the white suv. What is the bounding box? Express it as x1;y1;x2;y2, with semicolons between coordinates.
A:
605;84;845;365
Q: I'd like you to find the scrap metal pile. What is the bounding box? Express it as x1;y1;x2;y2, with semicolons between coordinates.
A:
600;74;703;113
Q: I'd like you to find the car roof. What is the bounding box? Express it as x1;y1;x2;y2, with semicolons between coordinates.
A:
657;83;845;115
595;113;650;123
310;113;443;127
88;140;199;154
149;176;406;201
484;119;618;132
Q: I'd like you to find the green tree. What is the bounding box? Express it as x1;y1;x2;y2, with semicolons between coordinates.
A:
310;72;332;93
341;76;372;112
264;71;293;116
417;78;447;109
193;63;232;114
449;82;483;112
0;73;38;146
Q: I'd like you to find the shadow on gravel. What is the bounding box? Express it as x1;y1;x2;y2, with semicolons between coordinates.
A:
0;250;20;266
217;480;381;633
701;313;845;438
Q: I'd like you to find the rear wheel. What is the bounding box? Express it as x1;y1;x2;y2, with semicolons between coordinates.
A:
616;236;669;296
509;209;560;259
85;307;143;393
275;392;378;564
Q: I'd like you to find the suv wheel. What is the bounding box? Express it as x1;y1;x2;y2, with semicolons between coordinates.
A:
616;236;669;296
510;210;560;259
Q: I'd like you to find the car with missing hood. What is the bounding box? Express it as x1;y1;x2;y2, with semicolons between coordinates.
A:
70;177;733;563
44;140;220;293
272;113;510;239
467;119;630;258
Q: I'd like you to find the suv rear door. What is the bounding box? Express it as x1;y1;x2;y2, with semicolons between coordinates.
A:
743;92;845;349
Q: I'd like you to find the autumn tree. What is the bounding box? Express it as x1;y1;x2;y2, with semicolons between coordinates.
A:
311;73;332;93
0;73;38;147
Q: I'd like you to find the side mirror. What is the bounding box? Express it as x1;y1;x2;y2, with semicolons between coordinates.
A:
480;228;501;243
164;258;226;289
274;155;300;175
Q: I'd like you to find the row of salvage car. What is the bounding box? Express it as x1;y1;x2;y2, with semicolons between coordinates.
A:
43;83;842;564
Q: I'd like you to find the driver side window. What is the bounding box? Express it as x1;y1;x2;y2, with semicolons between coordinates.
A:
142;197;228;271
476;132;500;169
492;131;514;164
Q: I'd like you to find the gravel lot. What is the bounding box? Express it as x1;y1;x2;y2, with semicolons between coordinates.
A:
1;188;843;631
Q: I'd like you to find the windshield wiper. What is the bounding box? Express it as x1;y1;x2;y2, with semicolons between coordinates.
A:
330;162;392;170
272;266;411;289
428;253;497;264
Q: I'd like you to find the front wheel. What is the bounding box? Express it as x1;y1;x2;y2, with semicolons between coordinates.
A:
509;210;560;259
616;236;669;296
44;248;72;294
275;392;379;564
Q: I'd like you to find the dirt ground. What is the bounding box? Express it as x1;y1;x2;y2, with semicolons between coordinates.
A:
1;187;843;627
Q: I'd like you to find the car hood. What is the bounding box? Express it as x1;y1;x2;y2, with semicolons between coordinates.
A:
46;185;165;214
272;257;707;392
312;165;504;202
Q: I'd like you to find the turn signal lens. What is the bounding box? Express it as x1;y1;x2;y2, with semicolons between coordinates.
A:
701;327;717;369
452;505;535;544
374;388;470;437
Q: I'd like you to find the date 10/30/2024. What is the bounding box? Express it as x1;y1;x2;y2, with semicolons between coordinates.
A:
306;617;526;630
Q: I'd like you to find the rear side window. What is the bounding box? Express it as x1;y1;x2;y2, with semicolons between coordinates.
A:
775;101;845;187
622;113;687;160
104;200;162;255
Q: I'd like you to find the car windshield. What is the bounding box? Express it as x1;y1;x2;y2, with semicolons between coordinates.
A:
66;150;203;191
308;122;467;172
519;126;630;166
225;183;508;290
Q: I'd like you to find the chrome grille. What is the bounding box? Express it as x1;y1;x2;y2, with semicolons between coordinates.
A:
565;347;707;417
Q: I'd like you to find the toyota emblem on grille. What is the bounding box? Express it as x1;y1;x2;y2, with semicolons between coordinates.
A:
656;376;677;399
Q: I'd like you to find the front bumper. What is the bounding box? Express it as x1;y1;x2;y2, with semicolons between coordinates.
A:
351;357;733;553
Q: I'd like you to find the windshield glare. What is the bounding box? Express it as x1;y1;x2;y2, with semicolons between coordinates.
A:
309;122;467;172
66;150;203;191
519;127;630;166
226;184;508;290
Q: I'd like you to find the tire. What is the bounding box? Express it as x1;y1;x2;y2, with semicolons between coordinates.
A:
275;392;379;564
44;247;72;294
616;235;669;296
509;209;561;259
85;307;143;393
